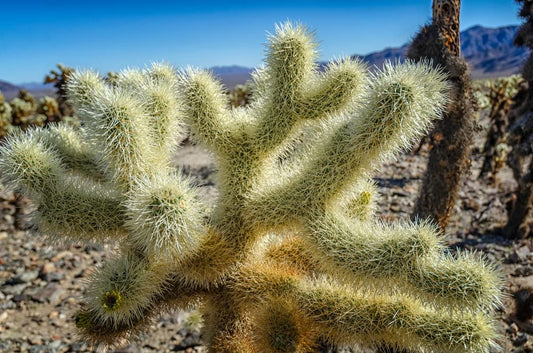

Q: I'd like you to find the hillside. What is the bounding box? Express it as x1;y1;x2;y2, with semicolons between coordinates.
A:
0;81;21;100
353;25;527;79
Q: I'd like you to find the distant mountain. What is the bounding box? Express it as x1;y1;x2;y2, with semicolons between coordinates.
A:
461;25;528;78
0;80;21;100
19;82;53;91
210;65;254;90
0;81;55;100
210;65;252;75
353;25;527;79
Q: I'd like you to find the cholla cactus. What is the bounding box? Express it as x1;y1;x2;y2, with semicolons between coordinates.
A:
0;93;14;137
10;90;47;130
228;82;253;108
476;75;522;180
0;23;502;352
45;63;75;117
36;96;61;121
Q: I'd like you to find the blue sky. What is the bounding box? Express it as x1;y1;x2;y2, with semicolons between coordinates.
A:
0;0;521;83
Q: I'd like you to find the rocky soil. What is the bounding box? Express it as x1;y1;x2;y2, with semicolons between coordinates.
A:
0;127;531;352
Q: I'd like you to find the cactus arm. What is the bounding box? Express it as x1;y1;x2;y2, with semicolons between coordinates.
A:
252;26;366;157
34;124;106;181
36;175;126;241
178;70;235;154
117;64;185;168
76;266;207;346
250;23;316;155
410;251;503;310
67;70;159;190
299;61;448;209
82;87;155;190
65;70;106;114
0;131;126;241
0;130;64;198
232;265;496;353
304;213;502;309
295;59;366;120
294;281;496;353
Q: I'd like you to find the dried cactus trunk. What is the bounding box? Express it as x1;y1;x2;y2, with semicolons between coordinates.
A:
503;112;533;238
501;0;533;238
0;23;501;353
408;0;477;231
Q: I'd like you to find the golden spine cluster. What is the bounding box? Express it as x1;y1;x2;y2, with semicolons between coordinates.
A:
0;23;501;352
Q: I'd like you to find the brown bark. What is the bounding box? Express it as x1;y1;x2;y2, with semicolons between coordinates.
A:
432;0;461;56
499;0;533;239
408;0;477;231
503;112;533;238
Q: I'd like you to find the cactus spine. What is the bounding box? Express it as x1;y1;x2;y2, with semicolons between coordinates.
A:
0;23;501;352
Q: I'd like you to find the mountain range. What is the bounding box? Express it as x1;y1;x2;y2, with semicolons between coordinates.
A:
351;25;527;79
1;24;528;99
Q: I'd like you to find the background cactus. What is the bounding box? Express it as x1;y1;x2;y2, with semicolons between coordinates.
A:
228;82;253;108
0;93;79;138
0;93;14;137
0;23;501;353
475;75;522;181
44;63;75;117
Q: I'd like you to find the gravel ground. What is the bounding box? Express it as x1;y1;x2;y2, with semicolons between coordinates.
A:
0;129;531;353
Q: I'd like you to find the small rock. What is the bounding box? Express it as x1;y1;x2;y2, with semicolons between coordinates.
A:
29;284;65;304
112;344;140;353
47;340;62;352
516;245;531;261
84;244;103;252
69;342;87;352
392;190;410;197
3;214;13;224
0;311;8;323
506;252;522;264
0;341;12;351
463;198;481;211
171;334;183;341
29;345;46;353
514;333;528;347
507;322;519;334
389;204;401;212
12;294;29;303
513;265;533;277
51;251;72;262
9;270;39;284
28;336;42;345
0;283;28;296
39;263;55;276
174;332;202;350
515;289;533;322
41;272;64;282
